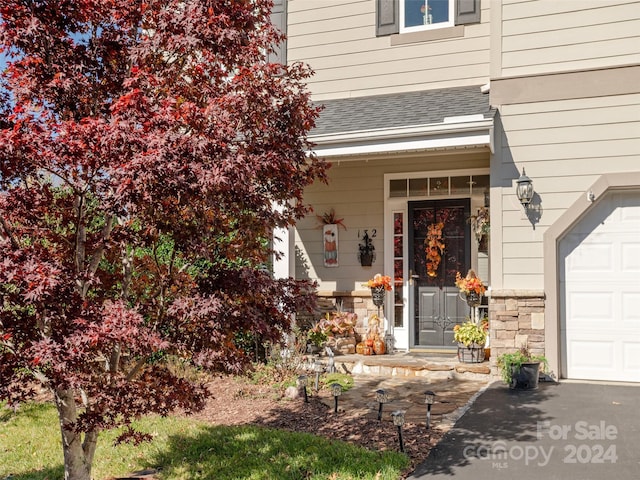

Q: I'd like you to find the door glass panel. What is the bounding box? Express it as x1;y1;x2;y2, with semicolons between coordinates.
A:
429;177;449;196
394;236;403;257
390;179;407;197
472;174;490;206
472;175;490;192
393;212;404;328
451;176;471;195
409;178;428;196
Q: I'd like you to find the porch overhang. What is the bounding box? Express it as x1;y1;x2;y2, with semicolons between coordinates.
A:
308;85;495;159
309;117;493;159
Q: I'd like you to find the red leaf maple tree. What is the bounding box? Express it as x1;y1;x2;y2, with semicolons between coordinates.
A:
0;1;326;478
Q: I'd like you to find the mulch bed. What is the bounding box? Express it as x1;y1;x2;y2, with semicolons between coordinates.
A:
186;376;447;478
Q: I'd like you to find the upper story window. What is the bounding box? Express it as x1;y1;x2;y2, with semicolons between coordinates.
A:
376;0;481;37
401;0;453;33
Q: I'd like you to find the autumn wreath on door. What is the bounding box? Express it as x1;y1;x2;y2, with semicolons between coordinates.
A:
425;222;445;277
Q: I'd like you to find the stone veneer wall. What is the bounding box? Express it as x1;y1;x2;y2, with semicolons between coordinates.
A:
489;290;546;377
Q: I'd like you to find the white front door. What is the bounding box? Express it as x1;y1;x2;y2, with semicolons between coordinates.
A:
560;190;640;382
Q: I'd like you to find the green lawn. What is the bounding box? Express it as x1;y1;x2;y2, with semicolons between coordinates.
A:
0;402;408;480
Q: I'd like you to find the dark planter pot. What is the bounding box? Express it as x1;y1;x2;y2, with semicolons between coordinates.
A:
510;362;541;390
457;343;486;363
465;291;481;307
371;286;385;307
360;252;374;267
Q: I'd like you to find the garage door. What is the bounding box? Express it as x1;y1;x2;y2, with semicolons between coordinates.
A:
560;190;640;382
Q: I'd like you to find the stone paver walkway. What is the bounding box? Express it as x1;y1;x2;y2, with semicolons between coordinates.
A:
300;350;494;432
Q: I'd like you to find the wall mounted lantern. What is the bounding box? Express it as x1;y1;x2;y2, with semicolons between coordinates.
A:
516;168;534;210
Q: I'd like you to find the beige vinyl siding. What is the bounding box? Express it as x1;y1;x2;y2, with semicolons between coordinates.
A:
494;93;640;290
288;0;491;101
499;0;640;77
297;152;489;291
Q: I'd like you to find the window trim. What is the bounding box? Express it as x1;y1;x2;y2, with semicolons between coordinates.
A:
399;0;454;35
390;24;463;45
376;0;481;38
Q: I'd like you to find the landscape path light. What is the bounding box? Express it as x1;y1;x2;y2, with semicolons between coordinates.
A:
375;389;389;421
424;390;436;430
297;375;308;403
313;361;324;391
330;383;342;413
391;410;406;453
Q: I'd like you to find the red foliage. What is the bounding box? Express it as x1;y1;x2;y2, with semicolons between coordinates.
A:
0;1;325;478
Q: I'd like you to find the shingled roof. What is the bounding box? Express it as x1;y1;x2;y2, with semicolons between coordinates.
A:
312;85;494;137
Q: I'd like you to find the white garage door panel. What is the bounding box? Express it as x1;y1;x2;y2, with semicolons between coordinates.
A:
561;191;640;382
622;243;640;271
623;343;640;371
565;241;614;272
568;340;615;369
622;293;640;323
566;292;613;323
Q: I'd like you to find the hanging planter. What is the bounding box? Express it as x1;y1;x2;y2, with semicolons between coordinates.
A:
455;270;486;306
371;286;385;307
358;230;376;267
469;207;490;244
465;290;481;307
363;274;392;307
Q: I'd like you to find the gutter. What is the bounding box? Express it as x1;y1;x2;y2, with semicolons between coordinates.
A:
308;115;494;158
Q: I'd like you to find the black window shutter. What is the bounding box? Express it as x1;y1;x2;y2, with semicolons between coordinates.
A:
455;0;481;25
268;0;287;64
376;0;399;36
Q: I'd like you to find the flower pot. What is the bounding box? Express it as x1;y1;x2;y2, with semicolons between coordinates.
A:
510;362;541;390
371;286;385;307
465;291;481;307
457;343;485;363
360;252;373;267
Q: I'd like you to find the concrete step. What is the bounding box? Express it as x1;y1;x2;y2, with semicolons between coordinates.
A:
310;351;493;381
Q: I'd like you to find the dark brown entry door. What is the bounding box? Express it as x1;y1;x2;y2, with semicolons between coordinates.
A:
409;199;471;347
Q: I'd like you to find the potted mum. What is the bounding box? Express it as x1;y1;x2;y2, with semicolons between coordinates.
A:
453;319;487;363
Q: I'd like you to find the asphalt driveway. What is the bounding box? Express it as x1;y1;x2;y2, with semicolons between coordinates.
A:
408;381;640;479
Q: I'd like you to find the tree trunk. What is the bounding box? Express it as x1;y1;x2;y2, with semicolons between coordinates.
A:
55;389;99;480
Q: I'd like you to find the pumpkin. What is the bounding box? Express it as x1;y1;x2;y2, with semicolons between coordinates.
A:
365;338;374;347
355;342;365;355
373;338;386;355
